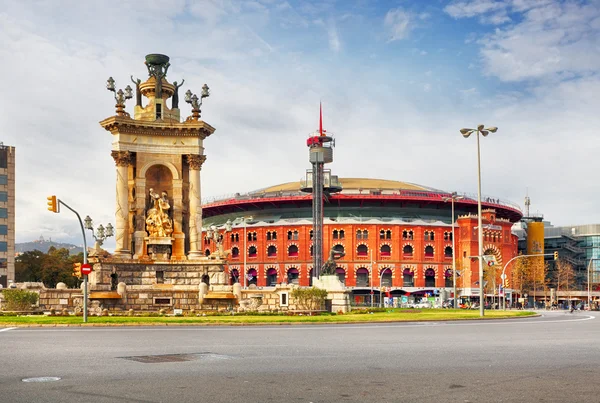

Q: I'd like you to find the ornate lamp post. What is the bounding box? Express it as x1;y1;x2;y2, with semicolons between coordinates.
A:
185;84;210;121
460;125;497;317
443;192;464;308
106;77;133;116
84;215;115;252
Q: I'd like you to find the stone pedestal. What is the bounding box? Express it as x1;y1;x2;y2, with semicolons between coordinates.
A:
146;237;173;261
313;275;351;313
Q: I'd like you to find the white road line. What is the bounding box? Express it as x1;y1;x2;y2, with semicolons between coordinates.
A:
0;327;16;332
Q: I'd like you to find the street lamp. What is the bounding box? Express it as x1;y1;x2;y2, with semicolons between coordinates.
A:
84;216;115;252
106;77;133;116
460;124;498;317
185;84;210;120
443;192;464;308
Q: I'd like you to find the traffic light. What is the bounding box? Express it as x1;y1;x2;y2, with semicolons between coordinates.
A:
73;262;82;278
554;251;559;260
47;195;58;213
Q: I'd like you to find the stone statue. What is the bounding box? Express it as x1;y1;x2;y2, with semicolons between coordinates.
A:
172;79;185;109
321;245;346;275
130;76;142;106
145;62;170;98
145;188;173;237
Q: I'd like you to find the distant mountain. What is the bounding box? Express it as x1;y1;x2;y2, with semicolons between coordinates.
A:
16;236;83;255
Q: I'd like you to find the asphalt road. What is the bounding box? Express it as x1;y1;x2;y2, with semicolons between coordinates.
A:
0;312;598;403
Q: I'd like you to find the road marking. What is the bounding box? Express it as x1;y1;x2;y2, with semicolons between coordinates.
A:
0;327;16;332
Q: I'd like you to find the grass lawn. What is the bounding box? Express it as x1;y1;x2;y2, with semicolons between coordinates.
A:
0;309;535;326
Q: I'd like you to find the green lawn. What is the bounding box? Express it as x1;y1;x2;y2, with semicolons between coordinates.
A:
0;309;535;326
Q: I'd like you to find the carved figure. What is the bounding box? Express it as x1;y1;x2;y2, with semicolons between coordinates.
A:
130;76;142;106
172;79;185;109
145;61;170;98
321;245;346;275
145;188;173;237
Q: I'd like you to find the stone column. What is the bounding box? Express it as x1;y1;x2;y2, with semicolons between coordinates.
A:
111;151;131;257
187;154;206;260
133;178;147;259
171;178;185;260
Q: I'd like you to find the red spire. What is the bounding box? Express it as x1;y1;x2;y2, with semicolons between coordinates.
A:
319;102;323;136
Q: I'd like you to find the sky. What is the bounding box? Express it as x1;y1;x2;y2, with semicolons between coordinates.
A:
1;0;599;249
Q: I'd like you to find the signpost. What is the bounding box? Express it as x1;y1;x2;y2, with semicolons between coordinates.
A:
81;263;92;276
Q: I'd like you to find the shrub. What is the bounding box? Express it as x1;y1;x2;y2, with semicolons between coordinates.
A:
2;289;39;311
290;287;328;311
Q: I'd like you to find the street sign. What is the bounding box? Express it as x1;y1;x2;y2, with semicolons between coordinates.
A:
81;263;92;275
482;255;497;266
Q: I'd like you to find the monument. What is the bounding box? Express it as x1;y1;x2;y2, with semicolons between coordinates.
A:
89;54;235;311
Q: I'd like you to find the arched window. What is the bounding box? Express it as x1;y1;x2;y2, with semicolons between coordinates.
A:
231;247;240;258
230;269;239;285
445;269;453;287
333;230;339;239
335;267;346;285
310;244;314;256
334;244;345;254
339;230;345;239
204;249;210;257
403;268;414;287
272;231;277;240
386;230;392;239
267;245;277;257
235;233;239;242
248;246;257;257
444;246;453;258
309;268;314;286
380;244;391;257
287;268;299;284
266;268;278;286
288;230;293;240
425;245;434;258
430;231;435;241
247;269;257;285
357;244;369;257
425;268;436;287
403;245;413;257
402;230;408;240
309;230;314;240
293;230;299;240
380;230;385;240
230;233;235;242
267;231;272;241
408;230;414;240
380;268;392;287
356;268;370;287
288;245;299;257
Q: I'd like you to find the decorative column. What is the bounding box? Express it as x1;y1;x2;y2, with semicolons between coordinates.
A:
111;151;131;257
132;178;147;259
187;154;206;260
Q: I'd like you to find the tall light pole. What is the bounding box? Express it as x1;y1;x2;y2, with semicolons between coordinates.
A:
443;192;464;308
460;124;498;317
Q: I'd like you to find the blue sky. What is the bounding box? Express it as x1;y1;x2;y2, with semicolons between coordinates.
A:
1;0;599;247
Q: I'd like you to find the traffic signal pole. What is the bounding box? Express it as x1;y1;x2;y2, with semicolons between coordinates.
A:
500;253;554;310
47;196;89;323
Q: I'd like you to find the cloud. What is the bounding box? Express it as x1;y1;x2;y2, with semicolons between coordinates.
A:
384;8;413;42
328;23;341;52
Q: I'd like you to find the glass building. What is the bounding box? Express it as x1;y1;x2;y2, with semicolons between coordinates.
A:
0;144;15;287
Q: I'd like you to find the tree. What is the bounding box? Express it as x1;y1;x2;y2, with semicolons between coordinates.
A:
512;254;530;298
555;258;577;303
14;248;83;288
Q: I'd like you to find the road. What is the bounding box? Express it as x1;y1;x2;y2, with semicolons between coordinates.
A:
0;312;597;403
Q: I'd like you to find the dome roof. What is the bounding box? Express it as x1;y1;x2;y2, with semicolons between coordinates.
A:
254;178;441;194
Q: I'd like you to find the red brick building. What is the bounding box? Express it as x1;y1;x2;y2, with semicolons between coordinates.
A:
202;178;521;299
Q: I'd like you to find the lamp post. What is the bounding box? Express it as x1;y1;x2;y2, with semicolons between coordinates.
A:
83;216;115;252
460;124;498;317
106;77;133;116
185;84;210;120
443;192;464;308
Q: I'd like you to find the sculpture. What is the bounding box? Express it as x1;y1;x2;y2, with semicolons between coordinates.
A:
172;79;185;109
130;76;142;106
145;60;170;98
145;188;173;237
321;245;346;275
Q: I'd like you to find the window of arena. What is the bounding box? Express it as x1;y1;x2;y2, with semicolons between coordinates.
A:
444;246;453;257
231;247;240;258
266;231;277;241
424;231;435;241
267;245;277;257
248;246;257;258
403;269;414;287
444;231;452;241
381;269;392;286
425;268;436;287
445;269;453;287
379;230;392;240
334;244;345;254
403;245;413;257
425;245;434;258
309;230;314;240
287;230;299;241
356;268;370;287
336;268;346;285
402;230;414;240
230;233;240;242
356;230;368;240
248;231;257;241
205;249;210;257
267;268;278;286
380;244;391;257
287;268;299;284
288;245;299;257
357;244;369;257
